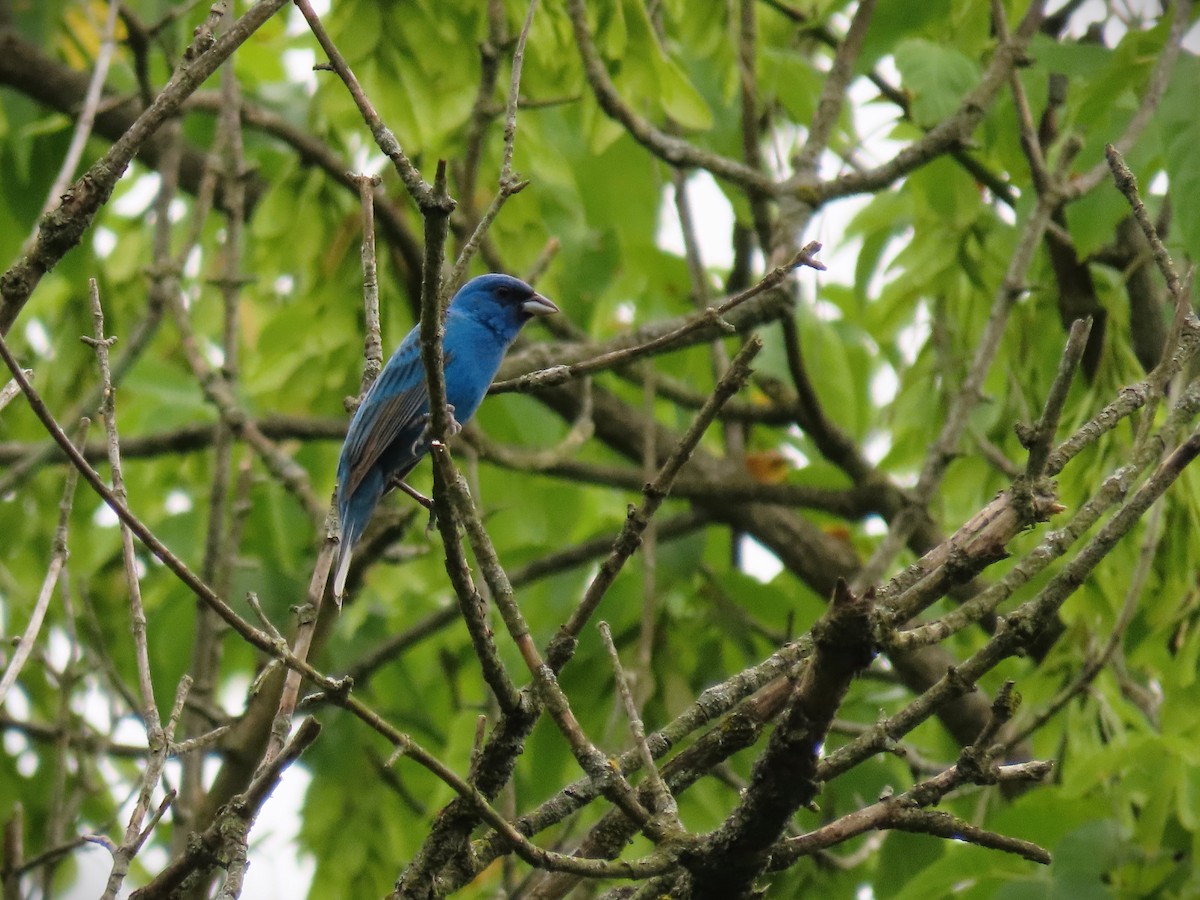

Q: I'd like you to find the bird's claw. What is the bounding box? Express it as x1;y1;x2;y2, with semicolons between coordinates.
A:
392;479;433;510
412;405;461;455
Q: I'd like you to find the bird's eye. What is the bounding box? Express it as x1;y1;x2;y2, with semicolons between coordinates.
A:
496;286;511;299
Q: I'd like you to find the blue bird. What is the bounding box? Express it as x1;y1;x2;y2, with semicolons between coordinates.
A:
334;273;559;596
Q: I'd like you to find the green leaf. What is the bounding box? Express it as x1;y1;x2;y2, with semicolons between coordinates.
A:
1159;54;1200;263
657;55;714;130
894;38;981;128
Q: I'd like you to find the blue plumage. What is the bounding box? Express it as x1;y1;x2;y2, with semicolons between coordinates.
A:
334;273;558;595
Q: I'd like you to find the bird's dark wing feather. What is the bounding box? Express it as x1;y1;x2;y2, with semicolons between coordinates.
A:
341;348;455;499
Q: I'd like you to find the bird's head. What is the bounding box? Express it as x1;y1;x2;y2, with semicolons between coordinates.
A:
451;273;559;337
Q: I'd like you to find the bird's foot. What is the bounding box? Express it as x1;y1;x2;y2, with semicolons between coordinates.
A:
391;478;433;510
386;477;440;533
413;405;462;454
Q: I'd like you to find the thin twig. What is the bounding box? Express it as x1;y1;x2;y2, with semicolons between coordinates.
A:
29;0;121;236
432;452;659;833
1105;144;1188;308
1022;317;1093;477
85;279;160;733
993;0;1051;194
0;369;31;411
444;0;539;296
792;0;877;175
0;419;88;705
166;291;324;520
184;54;248;844
291;0;441;210
857;195;1056;587
798;0;1045;204
825;427;1200;786
599;622;678;823
769;757;1052;867
260;514;338;767
1006;498;1167;747
354;172;385;392
550;337;765;664
500;0;538;185
636;368;659;710
0;0;291;334
563;0;773;195
101;677;190;899
1068;0;1193;200
494;244;821;394
0;332;339;683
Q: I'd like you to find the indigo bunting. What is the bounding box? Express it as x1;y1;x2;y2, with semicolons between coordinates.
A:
334;273;559;595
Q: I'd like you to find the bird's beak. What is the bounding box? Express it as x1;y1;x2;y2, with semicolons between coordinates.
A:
523;292;559;317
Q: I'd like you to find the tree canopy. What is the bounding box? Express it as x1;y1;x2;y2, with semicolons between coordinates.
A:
1;0;1199;897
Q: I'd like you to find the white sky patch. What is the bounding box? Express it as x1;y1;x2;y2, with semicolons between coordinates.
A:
614;301;636;325
1061;0;1200;49
203;338;226;370
765;121;804;180
242;765;317;898
852;73;903;146
863;514;888;537
810;296;843;321
283;48;319;95
812;196;868;273
113;172;161;217
3;688;33;774
165;489;193;515
206;673;316;897
1149;171;1168;195
896;301;932;365
3;683;30;720
220;674;253;717
353;146;388;176
862;431;892;466
274;274;296;297
73;679;112;736
866;226;914;308
93;501;119;528
655;171;736;270
739;535;784;582
870;363;899;406
14;739;36;776
140;844;171;881
816;146;847;182
112;715;148;748
23;318;53;358
287;0;328;34
184;245;203;280
168;197;189;223
781;428;811;468
46;627;76;671
93;225;117;259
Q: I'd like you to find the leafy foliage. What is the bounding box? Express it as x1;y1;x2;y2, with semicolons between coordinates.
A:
0;0;1198;898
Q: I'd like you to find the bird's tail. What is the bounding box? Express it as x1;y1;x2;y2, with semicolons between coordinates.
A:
333;493;367;601
333;472;384;600
333;540;354;600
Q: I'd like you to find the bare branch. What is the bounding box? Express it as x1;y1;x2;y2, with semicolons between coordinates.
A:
0;0;291;334
563;0;773;195
0;420;88;706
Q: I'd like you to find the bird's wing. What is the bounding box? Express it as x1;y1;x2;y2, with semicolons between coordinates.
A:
341;348;455;499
